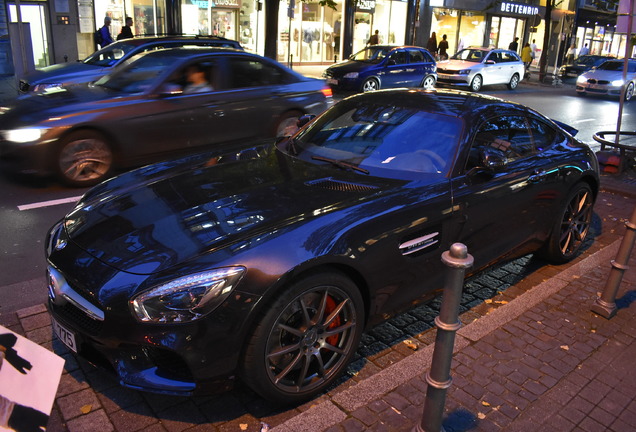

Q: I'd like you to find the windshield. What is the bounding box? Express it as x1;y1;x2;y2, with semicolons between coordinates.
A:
350;46;391;62
287;99;461;180
597;61;636;73
94;53;175;93
83;42;138;67
451;49;487;62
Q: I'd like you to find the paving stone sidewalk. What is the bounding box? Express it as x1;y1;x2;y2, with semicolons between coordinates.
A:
0;176;634;432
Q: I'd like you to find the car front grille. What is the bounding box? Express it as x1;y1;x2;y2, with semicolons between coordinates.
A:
587;79;610;85
437;68;458;75
50;299;104;334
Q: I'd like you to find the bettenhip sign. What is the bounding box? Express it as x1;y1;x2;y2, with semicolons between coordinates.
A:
500;2;539;16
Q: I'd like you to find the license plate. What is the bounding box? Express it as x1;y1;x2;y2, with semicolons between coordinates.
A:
327;78;338;85
437;73;451;80
52;317;77;353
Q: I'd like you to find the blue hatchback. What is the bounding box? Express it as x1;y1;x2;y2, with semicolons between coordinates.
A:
323;45;437;92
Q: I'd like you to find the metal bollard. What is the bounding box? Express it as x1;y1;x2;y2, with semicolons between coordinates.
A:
414;243;473;432
591;204;636;319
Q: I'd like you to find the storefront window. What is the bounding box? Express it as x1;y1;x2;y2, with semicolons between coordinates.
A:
431;8;458;53
123;0;165;36
238;0;264;53
352;0;406;54
182;0;238;41
458;12;485;51
278;0;342;64
95;0;125;37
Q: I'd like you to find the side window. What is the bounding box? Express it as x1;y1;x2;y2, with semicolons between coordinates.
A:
168;61;216;94
487;52;502;63
227;58;288;88
502;52;519;62
408;50;425;64
389;51;408;65
527;116;562;152
467;114;534;170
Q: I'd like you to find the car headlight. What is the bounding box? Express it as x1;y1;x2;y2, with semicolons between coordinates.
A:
131;267;246;323
576;75;588;84
458;69;471;75
344;72;359;79
611;79;625;86
4;127;47;143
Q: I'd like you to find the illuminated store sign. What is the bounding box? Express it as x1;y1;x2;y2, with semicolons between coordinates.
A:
499;2;539;16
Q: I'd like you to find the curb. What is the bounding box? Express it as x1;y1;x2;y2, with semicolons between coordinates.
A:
271;239;622;432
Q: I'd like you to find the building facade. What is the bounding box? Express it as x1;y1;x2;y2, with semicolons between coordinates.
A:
3;0;621;78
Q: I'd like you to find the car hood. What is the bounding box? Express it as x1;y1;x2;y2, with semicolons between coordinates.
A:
2;85;122;125
581;69;632;80
62;146;406;275
327;60;375;76
436;60;480;72
23;62;107;85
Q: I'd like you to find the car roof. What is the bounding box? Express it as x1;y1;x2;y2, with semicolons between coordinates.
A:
111;35;242;48
130;46;258;61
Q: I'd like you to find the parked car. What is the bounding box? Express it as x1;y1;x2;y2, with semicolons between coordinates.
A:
558;54;615;78
1;47;332;187
436;47;525;91
323;45;437;92
576;59;636;101
19;35;243;93
45;89;599;404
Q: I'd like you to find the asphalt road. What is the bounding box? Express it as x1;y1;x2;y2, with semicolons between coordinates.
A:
1;82;634;318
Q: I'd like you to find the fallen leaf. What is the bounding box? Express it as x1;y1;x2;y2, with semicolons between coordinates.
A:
80;405;92;414
403;340;418;351
478;412;486;420
240;424;248;431
560;345;569;351
485;299;493;304
391;406;402;415
481;401;491;407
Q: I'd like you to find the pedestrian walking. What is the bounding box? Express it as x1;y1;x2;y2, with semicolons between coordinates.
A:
579;43;589;56
427;32;438;58
508;37;519;53
117;16;134;41
566;43;577;64
438;34;449;60
96;16;113;49
521;42;532;77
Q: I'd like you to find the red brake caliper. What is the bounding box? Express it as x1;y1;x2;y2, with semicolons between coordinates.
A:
325;295;341;346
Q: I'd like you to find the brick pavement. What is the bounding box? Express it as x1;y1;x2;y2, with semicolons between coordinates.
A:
0;174;634;432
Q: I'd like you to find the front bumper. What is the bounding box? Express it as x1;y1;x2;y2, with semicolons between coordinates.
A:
435;72;471;87
576;84;623;97
46;253;262;396
0;137;55;177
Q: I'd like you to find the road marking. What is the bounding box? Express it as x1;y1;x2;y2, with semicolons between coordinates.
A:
18;196;81;211
572;118;596;123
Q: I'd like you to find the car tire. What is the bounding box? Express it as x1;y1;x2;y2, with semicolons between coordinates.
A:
470;75;483;92
507;73;520;90
361;78;380;92
56;130;113;187
625;83;634;101
241;270;364;404
275;110;303;137
421;75;436;89
539;183;594;264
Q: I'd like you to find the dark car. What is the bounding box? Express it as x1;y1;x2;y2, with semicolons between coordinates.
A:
323;45;437;92
558;55;615;78
45;89;598;405
1;47;332;186
19;35;243;93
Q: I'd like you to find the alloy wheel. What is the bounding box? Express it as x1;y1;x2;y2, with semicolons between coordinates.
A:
558;187;593;257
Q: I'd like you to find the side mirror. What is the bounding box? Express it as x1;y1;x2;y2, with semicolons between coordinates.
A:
485;59;496;65
297;114;316;128
480;147;506;170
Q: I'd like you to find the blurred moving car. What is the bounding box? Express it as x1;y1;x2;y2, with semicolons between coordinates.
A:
323;45;437;92
558;54;615;78
576;59;636;101
1;47;332;186
436;47;525;91
19;35;243;93
45;89;598;405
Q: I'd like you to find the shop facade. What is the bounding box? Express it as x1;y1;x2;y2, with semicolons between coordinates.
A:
575;2;626;58
426;1;545;58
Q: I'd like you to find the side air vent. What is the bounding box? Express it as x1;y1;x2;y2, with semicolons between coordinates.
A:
306;177;379;193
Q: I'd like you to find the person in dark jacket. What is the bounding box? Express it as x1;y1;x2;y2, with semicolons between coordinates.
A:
508;37;519;53
438;34;449;60
427;32;438;57
117;16;134;41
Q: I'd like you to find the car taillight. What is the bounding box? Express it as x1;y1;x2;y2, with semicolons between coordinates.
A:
321;87;333;98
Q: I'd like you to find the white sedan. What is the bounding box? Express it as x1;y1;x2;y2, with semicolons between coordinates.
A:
436;47;526;92
576;59;636;101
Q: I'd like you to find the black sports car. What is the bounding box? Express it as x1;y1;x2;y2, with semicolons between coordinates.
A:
45;89;599;404
558;54;614;78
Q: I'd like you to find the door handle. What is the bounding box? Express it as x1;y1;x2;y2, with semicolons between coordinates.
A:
528;169;547;183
